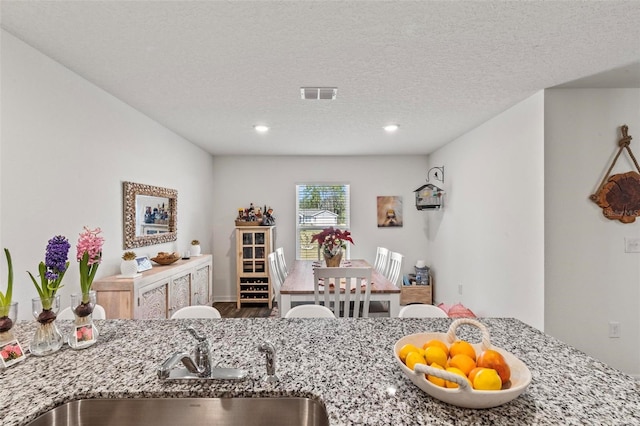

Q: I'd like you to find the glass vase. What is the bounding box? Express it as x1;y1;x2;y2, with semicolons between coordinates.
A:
67;291;98;350
0;302;25;367
30;295;64;356
0;302;18;344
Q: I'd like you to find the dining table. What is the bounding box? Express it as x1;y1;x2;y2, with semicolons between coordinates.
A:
279;259;401;318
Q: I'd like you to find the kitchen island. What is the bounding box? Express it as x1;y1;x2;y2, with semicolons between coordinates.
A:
2;318;639;425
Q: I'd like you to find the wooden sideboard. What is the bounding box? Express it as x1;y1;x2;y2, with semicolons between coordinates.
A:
93;254;212;319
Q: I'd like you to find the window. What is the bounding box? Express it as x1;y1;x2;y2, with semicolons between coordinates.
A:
296;184;350;260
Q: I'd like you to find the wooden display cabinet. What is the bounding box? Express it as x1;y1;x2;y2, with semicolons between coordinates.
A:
235;226;274;308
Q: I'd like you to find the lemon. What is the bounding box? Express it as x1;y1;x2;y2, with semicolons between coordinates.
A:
426;362;446;387
398;344;420;363
444;367;469;389
405;351;427;371
424;346;448;368
472;368;502;391
423;339;449;357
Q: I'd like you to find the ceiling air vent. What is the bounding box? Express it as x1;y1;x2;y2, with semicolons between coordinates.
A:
300;87;337;100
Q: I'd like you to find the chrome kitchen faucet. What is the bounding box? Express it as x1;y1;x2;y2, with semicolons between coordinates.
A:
157;326;247;381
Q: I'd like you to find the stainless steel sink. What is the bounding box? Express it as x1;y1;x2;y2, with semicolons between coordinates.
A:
26;397;330;426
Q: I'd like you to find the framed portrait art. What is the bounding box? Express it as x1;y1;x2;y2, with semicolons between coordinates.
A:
377;196;403;227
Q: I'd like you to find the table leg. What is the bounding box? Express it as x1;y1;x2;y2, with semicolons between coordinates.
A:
388;294;400;318
280;294;292;318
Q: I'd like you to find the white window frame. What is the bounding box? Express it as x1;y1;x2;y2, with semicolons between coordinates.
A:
295;183;350;260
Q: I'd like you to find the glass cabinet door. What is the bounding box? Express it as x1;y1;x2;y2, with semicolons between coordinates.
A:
236;226;273;309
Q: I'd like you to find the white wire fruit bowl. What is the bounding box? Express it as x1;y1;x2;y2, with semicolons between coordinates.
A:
393;318;532;409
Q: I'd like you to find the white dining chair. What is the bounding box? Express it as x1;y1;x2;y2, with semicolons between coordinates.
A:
268;252;283;308
93;304;107;319
284;304;336;318
373;247;390;276
58;304;107;320
170;305;222;319
313;267;372;318
398;304;448;318
275;247;289;279
57;307;73;320
385;251;404;287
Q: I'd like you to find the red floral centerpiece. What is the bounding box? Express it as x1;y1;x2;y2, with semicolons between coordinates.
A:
311;227;354;267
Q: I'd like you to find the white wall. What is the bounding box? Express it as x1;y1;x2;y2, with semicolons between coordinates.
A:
210;155;429;301
0;30;216;319
545;88;640;375
427;92;545;330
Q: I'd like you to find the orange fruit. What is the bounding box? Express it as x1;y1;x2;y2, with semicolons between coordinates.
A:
477;349;511;383
472;368;502;391
444;367;470;389
467;366;485;384
423;339;449;357
424;346;448;368
449;340;476;361
398;343;420;363
448;353;476;376
426;362;446;387
405;351;427;371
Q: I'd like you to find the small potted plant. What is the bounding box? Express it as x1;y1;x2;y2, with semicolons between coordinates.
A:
120;251;138;277
0;249;17;341
0;249;24;367
190;240;201;256
27;235;70;356
68;226;104;350
311;227;354;267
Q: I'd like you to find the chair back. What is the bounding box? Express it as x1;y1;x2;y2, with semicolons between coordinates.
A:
93;304;107;320
398;304;448;318
386;251;404;286
373;247;390;276
284;304;336;318
275;247;289;278
170;305;222;319
57;307;73;320
313;267;372;318
267;252;283;307
58;304;107;320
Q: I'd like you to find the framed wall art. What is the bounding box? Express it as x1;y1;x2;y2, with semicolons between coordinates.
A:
377;196;403;227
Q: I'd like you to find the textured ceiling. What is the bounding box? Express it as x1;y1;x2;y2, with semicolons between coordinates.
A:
1;1;639;156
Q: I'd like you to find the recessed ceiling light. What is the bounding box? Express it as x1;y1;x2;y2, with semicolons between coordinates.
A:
254;125;269;133
384;124;399;132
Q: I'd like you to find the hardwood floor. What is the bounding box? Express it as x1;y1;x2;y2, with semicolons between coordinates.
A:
211;302;388;318
213;302;275;318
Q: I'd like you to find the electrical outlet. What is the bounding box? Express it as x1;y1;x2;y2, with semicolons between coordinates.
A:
625;237;640;253
609;321;621;338
458;284;463;295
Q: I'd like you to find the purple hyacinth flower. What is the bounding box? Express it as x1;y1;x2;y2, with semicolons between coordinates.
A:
45;235;70;275
45;271;59;281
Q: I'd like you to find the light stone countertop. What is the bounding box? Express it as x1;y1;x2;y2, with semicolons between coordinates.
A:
2;317;640;425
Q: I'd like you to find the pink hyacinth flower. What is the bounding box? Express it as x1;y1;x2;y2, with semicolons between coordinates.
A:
76;227;104;264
